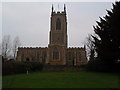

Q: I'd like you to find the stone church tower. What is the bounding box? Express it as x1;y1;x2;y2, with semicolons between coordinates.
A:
16;5;88;66
48;5;67;65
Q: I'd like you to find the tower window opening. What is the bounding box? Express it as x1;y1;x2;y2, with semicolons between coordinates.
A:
56;18;61;30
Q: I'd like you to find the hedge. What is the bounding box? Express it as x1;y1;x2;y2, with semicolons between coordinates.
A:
2;61;43;75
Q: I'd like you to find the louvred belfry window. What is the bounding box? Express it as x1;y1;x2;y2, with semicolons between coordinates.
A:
56;18;61;30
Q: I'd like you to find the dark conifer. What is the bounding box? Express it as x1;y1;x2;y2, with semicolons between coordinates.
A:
93;1;120;66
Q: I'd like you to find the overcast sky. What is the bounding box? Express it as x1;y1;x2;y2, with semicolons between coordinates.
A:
2;2;114;47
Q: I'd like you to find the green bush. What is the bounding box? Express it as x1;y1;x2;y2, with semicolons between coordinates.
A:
86;58;120;72
86;59;107;72
80;64;87;68
24;62;43;72
2;61;43;75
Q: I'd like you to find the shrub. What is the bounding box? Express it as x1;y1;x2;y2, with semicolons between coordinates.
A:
80;64;87;68
24;61;43;72
86;58;120;72
86;59;107;72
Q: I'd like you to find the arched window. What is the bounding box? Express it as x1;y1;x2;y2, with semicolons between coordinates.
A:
56;18;61;30
53;48;59;60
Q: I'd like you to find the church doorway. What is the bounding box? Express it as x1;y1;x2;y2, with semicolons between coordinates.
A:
26;58;30;61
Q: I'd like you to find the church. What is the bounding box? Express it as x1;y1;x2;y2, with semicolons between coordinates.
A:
16;5;88;66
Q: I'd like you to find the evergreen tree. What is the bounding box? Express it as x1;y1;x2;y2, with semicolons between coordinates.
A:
93;1;120;66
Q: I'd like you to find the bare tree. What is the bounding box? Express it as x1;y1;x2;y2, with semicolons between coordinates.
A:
85;34;95;61
0;42;2;55
12;36;21;60
2;35;11;59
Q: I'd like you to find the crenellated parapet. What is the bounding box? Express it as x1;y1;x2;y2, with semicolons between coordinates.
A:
52;11;66;14
67;47;85;50
18;47;48;49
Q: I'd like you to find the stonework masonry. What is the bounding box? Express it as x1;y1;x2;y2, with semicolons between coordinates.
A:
16;5;88;66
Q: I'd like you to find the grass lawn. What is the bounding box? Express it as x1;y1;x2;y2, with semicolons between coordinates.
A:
2;72;120;88
0;76;2;89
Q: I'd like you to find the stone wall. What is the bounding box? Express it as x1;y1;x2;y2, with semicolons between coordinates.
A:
16;46;88;66
66;47;87;66
16;47;48;63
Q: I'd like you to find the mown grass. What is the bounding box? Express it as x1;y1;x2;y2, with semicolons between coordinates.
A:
0;76;2;89
2;72;120;88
